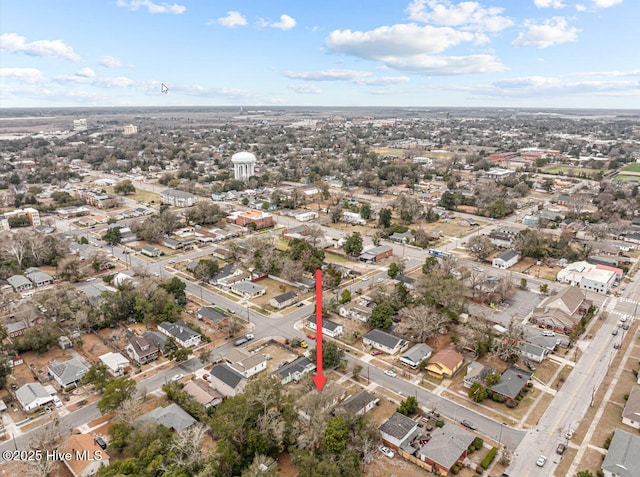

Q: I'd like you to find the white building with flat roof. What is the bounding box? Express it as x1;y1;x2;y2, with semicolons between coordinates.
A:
557;261;616;294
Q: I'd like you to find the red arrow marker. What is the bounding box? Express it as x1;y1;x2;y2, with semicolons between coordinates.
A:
312;269;327;392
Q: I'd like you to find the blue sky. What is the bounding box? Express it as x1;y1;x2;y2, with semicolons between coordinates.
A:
1;0;638;109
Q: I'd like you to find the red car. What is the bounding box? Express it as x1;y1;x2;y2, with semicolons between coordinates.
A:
371;350;383;356
306;334;316;340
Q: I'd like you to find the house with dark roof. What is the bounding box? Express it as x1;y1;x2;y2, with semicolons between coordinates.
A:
47;358;88;388
208;364;247;397
395;274;416;289
622;386;640;430
125;335;159;365
359;245;393;263
492;250;519;269
400;343;432;369
601;429;640;477
197;306;229;327
135;403;196;432
142;331;167;354
379;412;420;450
491;366;532;401
337;389;379;416
306;317;343;338
158;320;201;348
417;423;475;476
275;357;315;385
270;291;298;309
425;346;464;379
362;329;408;355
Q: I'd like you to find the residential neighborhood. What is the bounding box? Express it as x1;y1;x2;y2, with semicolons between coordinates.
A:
0;104;639;477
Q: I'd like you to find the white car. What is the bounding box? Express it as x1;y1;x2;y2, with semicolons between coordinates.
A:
171;373;184;382
378;445;395;458
542;330;555;337
361;276;370;281
384;369;397;378
536;455;547;467
376;278;384;283
245;334;255;340
52;397;63;408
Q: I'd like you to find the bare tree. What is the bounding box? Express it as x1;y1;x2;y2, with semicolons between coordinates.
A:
25;422;65;477
2;229;30;267
400;305;449;343
167;423;208;469
306;225;325;247
492;319;523;363
113;396;142;423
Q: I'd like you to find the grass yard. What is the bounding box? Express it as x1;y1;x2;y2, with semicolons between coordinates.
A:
542;165;602;178
620;163;640;173
105;186;160;204
611;173;640;182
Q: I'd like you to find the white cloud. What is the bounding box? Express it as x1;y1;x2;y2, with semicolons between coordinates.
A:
512;17;579;48
116;0;186;14
593;0;623;7
292;84;322;94
381;53;507;75
575;4;587;11
407;0;513;32
534;0;566;8
76;67;96;78
99;56;133;68
0;67;45;83
0;33;80;61
326;24;476;57
284;69;411;85
217;11;247;28
271;14;297;31
53;74;138;88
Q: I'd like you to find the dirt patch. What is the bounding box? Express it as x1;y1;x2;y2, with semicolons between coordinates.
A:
574;446;606;476
533;359;563;386
79;333;113;363
16;348;75;386
255;342;300;373
276;451;298;477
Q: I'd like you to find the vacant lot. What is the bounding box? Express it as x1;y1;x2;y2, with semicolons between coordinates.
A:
79;333;113;363
620;163;640;173
255;342;300;373
542;165;602;178
611;173;640;182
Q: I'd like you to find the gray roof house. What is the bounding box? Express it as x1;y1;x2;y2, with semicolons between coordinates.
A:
158;320;201;348
519;341;547;363
197;306;229;326
306;317;343;338
47;358;89;388
492;250;519;269
16;382;54;412
275;357;315;385
400;343;432;369
362;329;408;355
379;412;420;450
135;403;196;432
25;267;53;287
7;275;32;292
463;361;495;389
229;281;266;298
338;390;379;416
601;429;640;477
125;335;159;364
143;331;168;354
270;291;298;309
417;423;475;474
491;366;532;400
209;364;247;397
622;386;640;430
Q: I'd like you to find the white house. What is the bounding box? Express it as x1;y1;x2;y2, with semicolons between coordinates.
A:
399;343;432;369
306;317;343;338
338;302;372;323
622;387;640;430
224;348;267;378
338;390;379;416
16;382;54;412
99;352;130;377
492;250;519;269
379;412;420;451
270;291;298;309
158;320;201;348
363;329;408;355
275;357;315;385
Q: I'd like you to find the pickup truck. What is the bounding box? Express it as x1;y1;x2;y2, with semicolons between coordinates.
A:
233;337;248;347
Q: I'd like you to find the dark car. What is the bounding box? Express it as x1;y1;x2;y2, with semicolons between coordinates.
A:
461;420;477;430
556;443;566;455
392;317;401;323
94;437;107;450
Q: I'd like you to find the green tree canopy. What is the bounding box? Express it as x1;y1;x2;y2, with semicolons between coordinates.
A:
369;302;394;329
343;232;363;256
97;377;136;414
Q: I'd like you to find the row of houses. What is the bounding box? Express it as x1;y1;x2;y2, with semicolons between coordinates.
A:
6;267;53;292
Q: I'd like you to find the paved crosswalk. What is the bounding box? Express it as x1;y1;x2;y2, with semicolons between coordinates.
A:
610;310;634;321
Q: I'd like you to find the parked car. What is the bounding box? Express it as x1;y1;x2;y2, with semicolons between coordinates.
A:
536;455;547;467
542;330;555;337
384;369;397;378
371;350;383;356
202;373;209;381
376;278;384;283
612;329;619;335
378;445;394;458
392;317;401;323
623;323;630;330
94;437;107;450
245;334;255;340
171;373;184;382
306;333;316;340
461;420;477;430
556;443;566;455
300;340;308;349
296;302;304;307
361;276;369;281
234;337;248;346
566;429;574;439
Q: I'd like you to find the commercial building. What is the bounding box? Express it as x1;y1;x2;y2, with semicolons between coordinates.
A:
160;188;198;207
